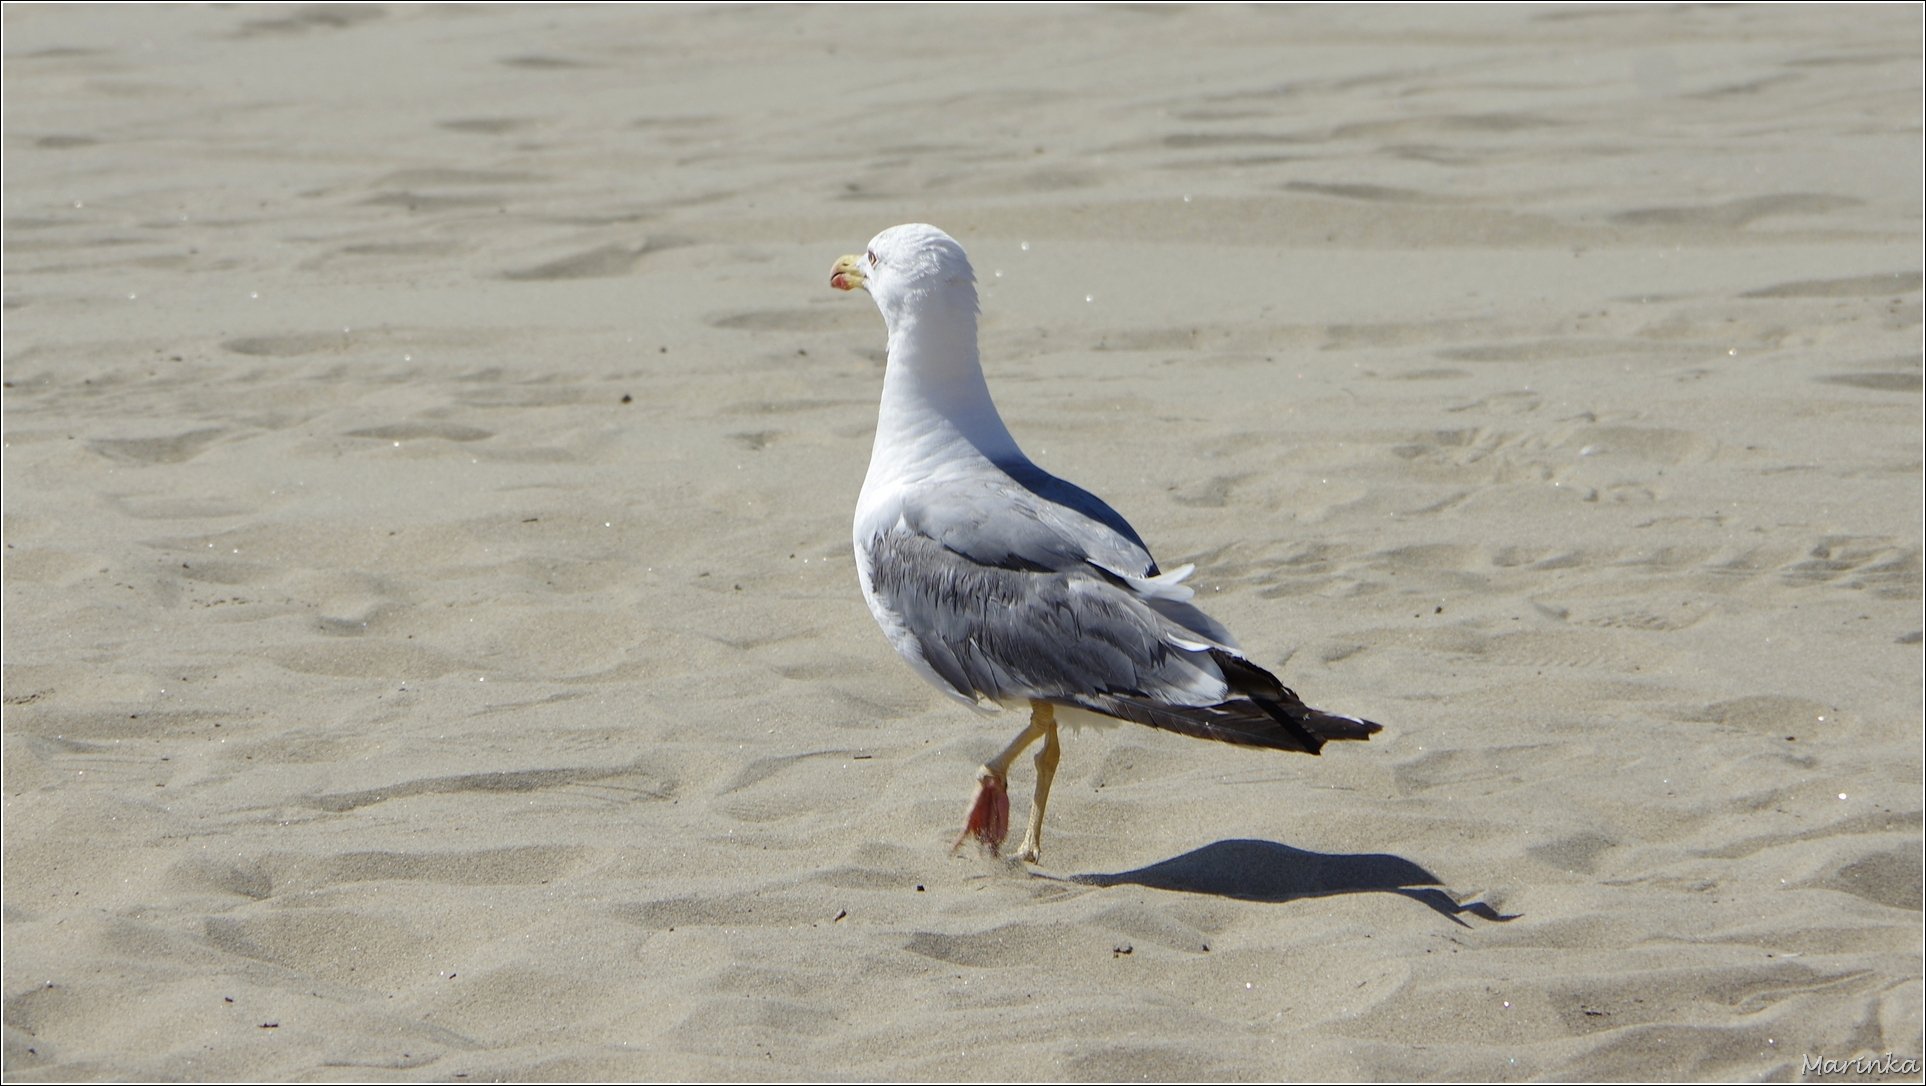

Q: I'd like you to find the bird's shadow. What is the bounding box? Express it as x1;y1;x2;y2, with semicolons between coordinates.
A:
1060;839;1517;927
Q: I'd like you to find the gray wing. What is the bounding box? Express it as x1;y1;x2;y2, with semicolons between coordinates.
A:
864;523;1228;710
864;525;1376;753
865;476;1383;754
902;464;1158;579
897;468;1242;649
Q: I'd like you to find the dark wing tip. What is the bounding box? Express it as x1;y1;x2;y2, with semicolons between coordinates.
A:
1205;647;1383;752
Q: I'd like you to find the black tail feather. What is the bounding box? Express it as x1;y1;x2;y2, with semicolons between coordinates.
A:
1209;648;1383;753
1061;650;1382;755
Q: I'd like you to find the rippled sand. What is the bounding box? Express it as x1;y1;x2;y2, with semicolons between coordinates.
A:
4;5;1920;1080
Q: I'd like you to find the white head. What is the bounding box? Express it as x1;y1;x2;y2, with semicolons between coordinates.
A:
832;223;1020;465
830;223;979;333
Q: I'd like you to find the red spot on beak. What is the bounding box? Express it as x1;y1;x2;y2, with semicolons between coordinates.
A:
830;254;866;292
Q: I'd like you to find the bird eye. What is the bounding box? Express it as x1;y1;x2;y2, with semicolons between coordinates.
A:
867;250;877;266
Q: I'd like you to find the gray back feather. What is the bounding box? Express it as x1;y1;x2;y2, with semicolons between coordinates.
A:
865;528;1223;708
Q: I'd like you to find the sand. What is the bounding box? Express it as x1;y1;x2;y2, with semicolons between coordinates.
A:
3;3;1920;1081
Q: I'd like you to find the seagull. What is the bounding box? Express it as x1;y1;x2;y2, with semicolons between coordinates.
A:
831;223;1380;863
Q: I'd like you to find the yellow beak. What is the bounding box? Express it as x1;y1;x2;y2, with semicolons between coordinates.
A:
830;253;867;292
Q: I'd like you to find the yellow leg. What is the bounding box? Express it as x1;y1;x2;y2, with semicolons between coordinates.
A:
954;702;1059;858
1012;701;1060;863
984;709;1049;780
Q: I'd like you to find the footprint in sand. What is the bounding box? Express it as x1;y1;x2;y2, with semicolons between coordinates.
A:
1743;269;1921;298
437;116;536;135
231;4;383;37
344;421;493;442
1820;846;1922;911
1817;371;1922;393
306;763;673;814
502;242;652;281
222;332;350;357
1780;535;1920;598
709;308;864;334
89;428;226;465
1691;694;1837;734
1610;192;1860;229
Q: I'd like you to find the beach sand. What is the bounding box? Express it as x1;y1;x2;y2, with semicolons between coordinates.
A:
4;4;1920;1080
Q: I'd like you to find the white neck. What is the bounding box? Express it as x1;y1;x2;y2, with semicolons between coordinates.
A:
862;290;1025;493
